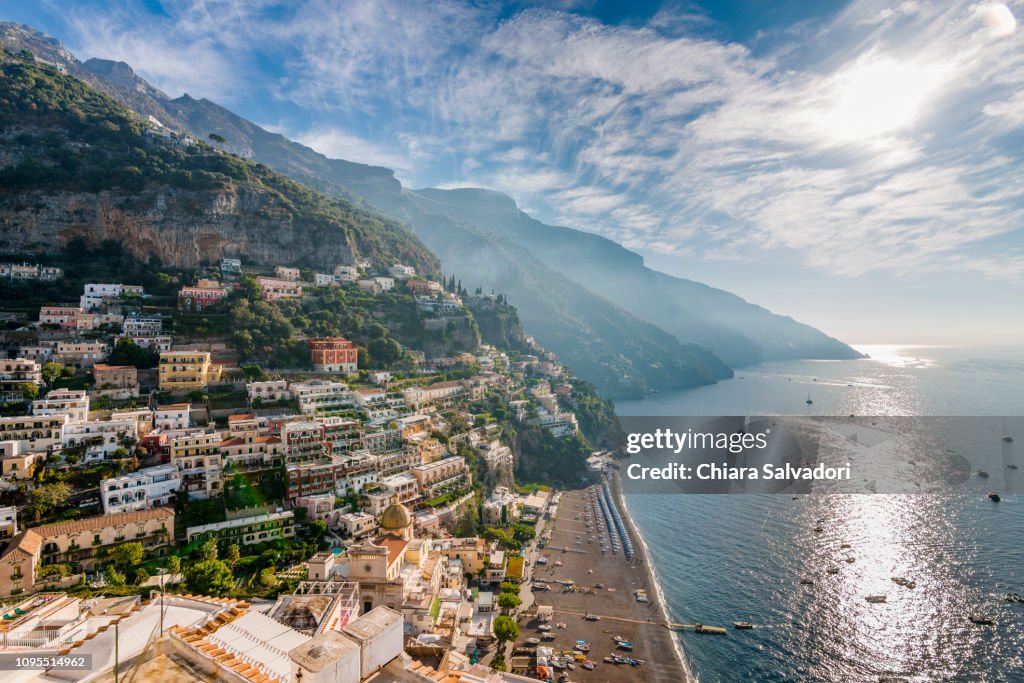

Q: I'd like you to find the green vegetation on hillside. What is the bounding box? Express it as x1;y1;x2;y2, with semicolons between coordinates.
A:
0;48;439;275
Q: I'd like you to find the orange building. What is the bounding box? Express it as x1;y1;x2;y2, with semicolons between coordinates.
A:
308;337;358;373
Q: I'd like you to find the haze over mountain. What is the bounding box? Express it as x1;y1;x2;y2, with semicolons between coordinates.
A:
1;22;862;398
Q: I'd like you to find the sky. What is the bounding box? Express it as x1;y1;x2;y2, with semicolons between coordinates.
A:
5;0;1024;346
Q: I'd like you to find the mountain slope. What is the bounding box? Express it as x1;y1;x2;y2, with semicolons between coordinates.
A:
412;188;861;366
0;46;438;275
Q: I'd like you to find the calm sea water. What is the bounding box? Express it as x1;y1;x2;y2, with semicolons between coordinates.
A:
617;346;1024;682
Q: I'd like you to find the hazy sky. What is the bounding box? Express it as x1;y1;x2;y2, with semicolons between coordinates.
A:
7;0;1024;346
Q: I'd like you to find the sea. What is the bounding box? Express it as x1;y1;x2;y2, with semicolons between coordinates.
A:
616;345;1024;682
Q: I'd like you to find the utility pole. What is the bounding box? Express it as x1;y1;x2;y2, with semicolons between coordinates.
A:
113;620;119;683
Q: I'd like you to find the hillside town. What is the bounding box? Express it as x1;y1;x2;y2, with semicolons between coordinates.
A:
0;257;630;683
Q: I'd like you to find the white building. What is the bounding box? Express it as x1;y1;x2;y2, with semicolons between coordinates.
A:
371;276;395;291
62;418;138;458
31;389;89;424
247;379;290;404
121;315;163;336
292;380;354;415
388;264;416;279
314;272;338;286
80;283;144;310
101;464;181;514
154;404;190;431
0;505;17;539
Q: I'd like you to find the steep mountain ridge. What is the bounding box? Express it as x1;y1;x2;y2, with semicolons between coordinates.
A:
0;46;439;275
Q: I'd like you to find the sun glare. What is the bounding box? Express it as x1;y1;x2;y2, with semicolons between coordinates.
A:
813;57;949;142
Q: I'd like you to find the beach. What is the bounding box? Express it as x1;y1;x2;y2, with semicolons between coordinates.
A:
514;477;690;682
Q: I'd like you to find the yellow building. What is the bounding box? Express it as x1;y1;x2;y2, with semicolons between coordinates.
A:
158;350;222;391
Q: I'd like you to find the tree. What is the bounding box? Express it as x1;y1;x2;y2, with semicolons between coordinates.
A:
19;382;39;401
259;567;278;588
184;559;234;596
107;338;159;368
104;565;126;587
27;482;71;522
166;555;181;576
307;520;328;547
133;567;150;585
110;541;144;569
493;615;518;646
498;591;522;611
208;132;227;144
511;523;536;543
200;537;219;561
41;362;64;385
226;544;241;568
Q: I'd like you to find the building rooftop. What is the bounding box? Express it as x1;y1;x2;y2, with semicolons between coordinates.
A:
341;605;402;643
289;630;358;673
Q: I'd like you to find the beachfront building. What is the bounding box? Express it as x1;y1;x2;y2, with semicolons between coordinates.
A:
101;464;181;514
158;350;223;391
308;337;358;373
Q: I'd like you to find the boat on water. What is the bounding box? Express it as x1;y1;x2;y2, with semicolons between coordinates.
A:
977;470;990;478
865;595;887;604
989;492;1001;502
826;567;840;575
1005;436;1014;443
733;621;754;630
969;615;996;625
800;578;814;585
806;393;814;405
1008;464;1019;469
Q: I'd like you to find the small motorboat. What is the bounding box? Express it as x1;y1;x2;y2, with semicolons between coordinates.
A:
526;637;540;645
800;578;814;585
1004;436;1014;443
969;615;995;625
733;621;754;630
1008;464;1018;469
582;660;595;671
989;492;1001;502
865;595;887;604
538;624;552;631
826;567;840;575
977;470;990;478
584;613;601;621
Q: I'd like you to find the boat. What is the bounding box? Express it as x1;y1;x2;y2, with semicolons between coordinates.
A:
865;595;887;603
733;621;754;630
526;638;540;645
1008;464;1018;470
800;578;814;585
584;613;601;621
582;661;595;671
616;640;634;650
1005;436;1014;443
826;567;840;575
806;393;814;405
814;526;824;533
988;492;1001;502
538;624;552;631
969;615;995;625
977;470;990;478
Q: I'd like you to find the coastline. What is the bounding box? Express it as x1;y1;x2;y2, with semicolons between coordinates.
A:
611;471;697;682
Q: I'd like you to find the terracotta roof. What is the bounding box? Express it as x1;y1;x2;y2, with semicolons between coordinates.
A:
30;508;174;539
374;534;409;567
94;364;132;371
157;403;190;410
228;414;257;422
0;530;42;562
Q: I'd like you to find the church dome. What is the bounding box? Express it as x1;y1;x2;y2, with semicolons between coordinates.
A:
380;500;412;531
